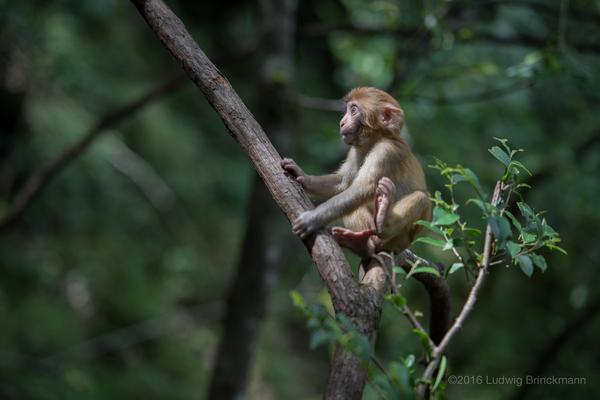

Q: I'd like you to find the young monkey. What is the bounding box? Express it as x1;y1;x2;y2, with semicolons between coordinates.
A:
281;87;431;261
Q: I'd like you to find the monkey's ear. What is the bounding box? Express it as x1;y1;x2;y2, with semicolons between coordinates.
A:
380;104;404;130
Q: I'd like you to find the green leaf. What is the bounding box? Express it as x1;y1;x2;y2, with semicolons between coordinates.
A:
403;354;416;369
489;215;512;246
408;266;441;278
531;254;548;272
542;222;558;238
517;202;534;220
467;198;491;214
504;210;522;231
415;220;445;236
412;329;432;356
464;227;482;237
546;243;568;255
442;239;454;251
534;215;544;237
388;362;413;398
309;330;331;349
432;356;447;392
432;207;460;226
463;168;484;196
489;146;511;166
450;168;484;196
290;290;306;310
349;334;372;365
522;231;537;243
450;173;466;185
448;263;464;274
393;266;407;276
517;255;534;277
337;313;356;333
385;293;407;308
506;241;522;257
509;160;532;176
414;237;447;248
493;137;512;154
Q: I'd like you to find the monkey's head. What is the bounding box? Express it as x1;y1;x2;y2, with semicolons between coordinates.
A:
340;87;404;146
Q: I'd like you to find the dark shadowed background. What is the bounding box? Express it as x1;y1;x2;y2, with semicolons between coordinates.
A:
0;0;598;399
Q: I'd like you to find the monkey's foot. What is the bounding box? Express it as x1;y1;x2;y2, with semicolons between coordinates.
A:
331;227;376;259
375;177;396;234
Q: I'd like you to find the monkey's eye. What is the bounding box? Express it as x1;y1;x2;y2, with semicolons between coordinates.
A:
350;105;358;114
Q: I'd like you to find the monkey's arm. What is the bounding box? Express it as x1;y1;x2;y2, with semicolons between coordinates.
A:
281;158;342;199
302;174;343;199
291;144;395;239
291;181;375;239
316;180;375;221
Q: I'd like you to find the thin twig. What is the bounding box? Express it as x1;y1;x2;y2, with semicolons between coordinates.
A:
411;80;533;106
294;80;532;115
300;16;600;54
416;181;502;396
395;250;451;345
371;355;391;382
402;304;429;336
294;93;345;112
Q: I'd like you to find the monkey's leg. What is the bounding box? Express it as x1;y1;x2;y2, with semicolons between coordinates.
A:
379;190;430;249
333;228;392;285
335;178;398;259
375;177;396;234
331;227;376;259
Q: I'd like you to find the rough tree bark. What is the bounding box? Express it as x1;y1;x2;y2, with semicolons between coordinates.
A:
208;0;298;398
130;1;388;398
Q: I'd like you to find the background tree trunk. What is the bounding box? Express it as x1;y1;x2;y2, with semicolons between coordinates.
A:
208;1;298;395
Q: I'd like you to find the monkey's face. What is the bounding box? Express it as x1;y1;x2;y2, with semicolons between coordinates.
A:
339;101;363;145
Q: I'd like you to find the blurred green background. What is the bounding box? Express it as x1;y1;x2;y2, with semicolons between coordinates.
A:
0;0;598;399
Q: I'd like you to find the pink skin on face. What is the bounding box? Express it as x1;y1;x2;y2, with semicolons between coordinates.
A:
339;102;361;145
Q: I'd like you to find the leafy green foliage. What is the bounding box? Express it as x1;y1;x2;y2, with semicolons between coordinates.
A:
416;139;564;278
292;140;565;398
290;291;372;365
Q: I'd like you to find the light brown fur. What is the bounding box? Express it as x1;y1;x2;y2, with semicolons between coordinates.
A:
281;87;431;256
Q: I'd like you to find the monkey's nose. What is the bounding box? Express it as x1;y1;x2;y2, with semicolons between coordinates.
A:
340;120;346;128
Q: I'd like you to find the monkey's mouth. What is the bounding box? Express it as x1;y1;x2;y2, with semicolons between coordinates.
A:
341;131;353;144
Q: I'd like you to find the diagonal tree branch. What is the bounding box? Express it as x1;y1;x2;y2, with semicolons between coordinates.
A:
129;1;389;398
0;72;187;232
